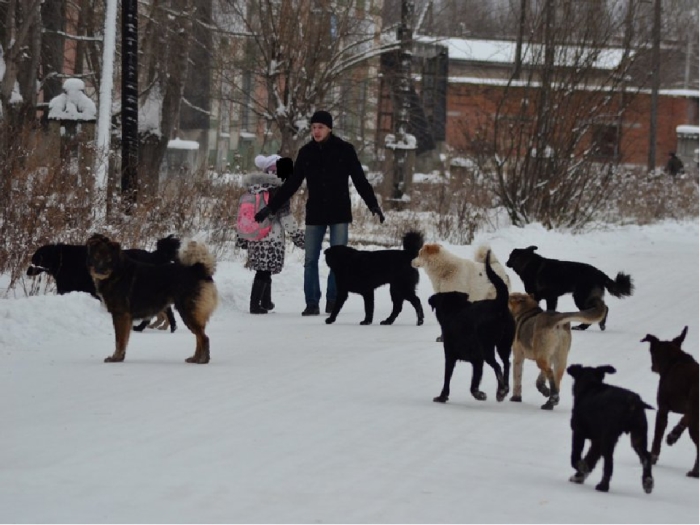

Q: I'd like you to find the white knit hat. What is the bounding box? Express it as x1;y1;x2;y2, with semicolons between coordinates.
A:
254;154;281;173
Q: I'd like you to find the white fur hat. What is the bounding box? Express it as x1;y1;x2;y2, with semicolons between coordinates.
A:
254;154;281;173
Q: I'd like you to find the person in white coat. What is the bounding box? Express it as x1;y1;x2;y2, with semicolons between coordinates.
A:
241;154;304;313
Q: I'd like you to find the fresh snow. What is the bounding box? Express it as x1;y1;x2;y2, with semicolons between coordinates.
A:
2;220;698;523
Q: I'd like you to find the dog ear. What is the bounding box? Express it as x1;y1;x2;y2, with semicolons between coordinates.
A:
428;294;438;311
598;365;616;376
525;245;538;252
673;326;688;347
423;244;440;255
566;364;582;378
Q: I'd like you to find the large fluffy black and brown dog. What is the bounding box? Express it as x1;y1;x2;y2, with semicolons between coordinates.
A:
429;250;514;403
567;364;654;494
27;235;181;332
86;234;218;364
324;231;424;326
506;245;633;330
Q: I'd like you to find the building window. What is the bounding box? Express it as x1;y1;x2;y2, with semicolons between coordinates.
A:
590;123;620;161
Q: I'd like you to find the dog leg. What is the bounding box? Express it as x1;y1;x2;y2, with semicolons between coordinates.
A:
165;306;177;332
469;361;487;401
409;294;424;326
571;323;591;331
630;432;654;494
484;352;507;402
598;304;609;331
570;432;586;473
185;325;210;364
106;313;132;362
133;319;149;332
651;408;669;464
666;416;687;446
510;351;525;402
434;357;456;403
360;292;374;325
535;356;552;397
325;290;348;325
380;289;403;325
595;443;618;492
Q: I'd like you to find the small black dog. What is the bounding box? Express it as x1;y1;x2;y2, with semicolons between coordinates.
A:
506;246;633;330
567;364;654;494
429;250;514;403
27;235;181;332
324;231;424;326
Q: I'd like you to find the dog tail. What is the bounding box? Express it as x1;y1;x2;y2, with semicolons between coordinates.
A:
605;272;634;298
475;245;510;290
178;240;217;277
402;231;424;259
484;250;509;308
551;299;607;327
155;234;181;263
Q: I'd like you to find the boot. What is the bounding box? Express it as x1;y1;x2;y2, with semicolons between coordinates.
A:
261;279;275;311
249;278;268;314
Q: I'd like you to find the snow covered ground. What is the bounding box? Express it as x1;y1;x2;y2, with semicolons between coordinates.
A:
1;220;698;523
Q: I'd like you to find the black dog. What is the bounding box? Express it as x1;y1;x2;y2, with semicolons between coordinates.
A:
506;246;633;330
86;234;218;364
27;235;181;332
641;327;699;478
324;231;424;326
567;364;654;494
429;250;514;403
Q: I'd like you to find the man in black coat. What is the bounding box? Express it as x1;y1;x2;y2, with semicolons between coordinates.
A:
255;110;385;316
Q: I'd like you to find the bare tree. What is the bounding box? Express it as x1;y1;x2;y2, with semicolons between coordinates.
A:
213;0;397;157
465;0;646;228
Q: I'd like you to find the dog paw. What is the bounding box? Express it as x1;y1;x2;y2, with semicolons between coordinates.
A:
643;476;654;494
325;318;335;325
666;431;682;446
471;390;487;401
687;469;699;478
379;319;393;325
433;395;448;403
496;387;509;402
417;318;424;326
595;481;610;492
359;320;372;325
510;395;522;402
104;355;124;363
569;472;586;484
540;401;555;410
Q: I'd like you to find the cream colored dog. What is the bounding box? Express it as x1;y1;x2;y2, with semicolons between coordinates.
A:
412;244;511;298
508;292;607;410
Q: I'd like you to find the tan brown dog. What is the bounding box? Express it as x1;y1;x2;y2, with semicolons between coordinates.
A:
508;292;606;409
86;234;218;364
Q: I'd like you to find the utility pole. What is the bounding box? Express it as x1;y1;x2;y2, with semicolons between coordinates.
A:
386;0;416;208
94;0;118;194
121;0;139;211
647;0;661;172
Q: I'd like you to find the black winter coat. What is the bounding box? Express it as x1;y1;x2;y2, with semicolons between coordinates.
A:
267;134;379;225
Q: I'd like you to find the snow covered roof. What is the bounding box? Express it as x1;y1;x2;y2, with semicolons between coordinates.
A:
48;78;97;121
415;36;627;70
167;138;199;150
676;125;699;136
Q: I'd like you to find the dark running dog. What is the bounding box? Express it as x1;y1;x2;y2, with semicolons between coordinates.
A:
641;327;699;478
429;250;514;403
506;246;633;331
324;231;424;326
86;234;218;364
27;235;181;332
567;364;654;494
